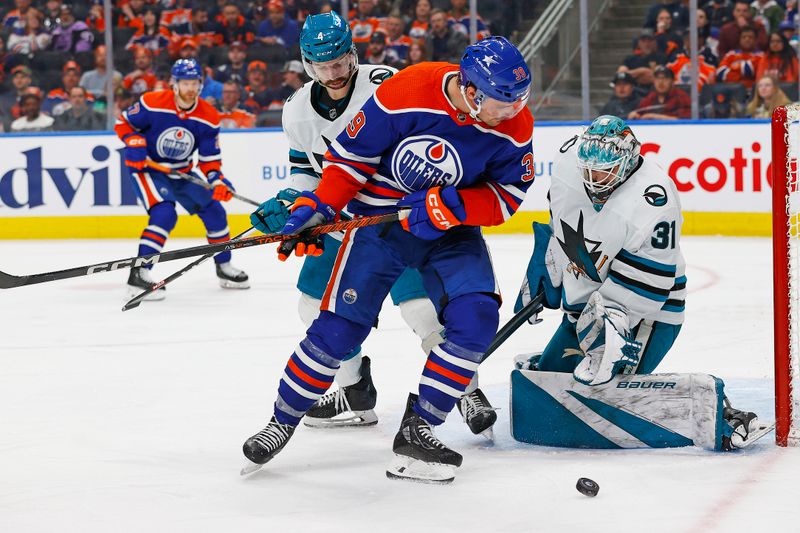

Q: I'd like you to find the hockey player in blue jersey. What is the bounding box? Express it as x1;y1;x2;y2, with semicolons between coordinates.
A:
511;116;767;451
115;58;249;299
242;36;534;483
248;12;497;436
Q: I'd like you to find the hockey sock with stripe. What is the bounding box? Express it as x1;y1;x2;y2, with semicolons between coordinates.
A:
415;294;499;425
138;203;177;262
197;201;232;264
273;311;372;426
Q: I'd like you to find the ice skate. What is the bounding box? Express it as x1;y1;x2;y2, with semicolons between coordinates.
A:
304;356;378;428
241;416;296;475
457;388;497;441
721;402;775;450
126;267;165;301
386;393;462;484
216;262;250;289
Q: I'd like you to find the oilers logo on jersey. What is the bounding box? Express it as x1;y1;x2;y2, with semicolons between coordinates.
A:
156;127;195;160
391;136;463;192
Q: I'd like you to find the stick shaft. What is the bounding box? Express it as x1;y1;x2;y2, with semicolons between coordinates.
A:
481;293;543;362
146;161;261;207
0;212;402;289
122;227;255;311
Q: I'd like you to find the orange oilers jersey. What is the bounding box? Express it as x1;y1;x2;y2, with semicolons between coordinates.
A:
218;108;256;129
755;53;799;83
667;54;716;89
160;8;192;27
716;49;764;88
350;16;382;43
407;20;429;41
122;70;159;96
114;90;223;176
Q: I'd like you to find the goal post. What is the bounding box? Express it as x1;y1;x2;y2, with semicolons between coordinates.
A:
772;104;800;447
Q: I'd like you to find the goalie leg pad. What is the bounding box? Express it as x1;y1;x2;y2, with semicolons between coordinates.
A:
535;315;586;373
510;370;727;449
535;315;681;376
635;322;682;374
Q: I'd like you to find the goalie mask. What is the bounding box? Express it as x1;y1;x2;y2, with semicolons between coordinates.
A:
576;115;641;208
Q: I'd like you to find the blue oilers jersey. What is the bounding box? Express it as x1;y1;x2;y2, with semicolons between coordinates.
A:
323;62;535;227
116;90;222;174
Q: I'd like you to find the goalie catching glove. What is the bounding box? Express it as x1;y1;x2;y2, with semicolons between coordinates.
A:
277;191;336;261
574;291;641;386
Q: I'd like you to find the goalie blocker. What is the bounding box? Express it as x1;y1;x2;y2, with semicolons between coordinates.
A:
510;368;773;451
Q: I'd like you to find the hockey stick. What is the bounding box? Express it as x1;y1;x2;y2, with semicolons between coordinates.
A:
122;226;257;311
146;160;261;207
0;211;405;290
481;292;544;362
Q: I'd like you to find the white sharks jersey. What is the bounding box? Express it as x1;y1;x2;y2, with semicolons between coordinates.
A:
282;64;397;192
550;136;686;326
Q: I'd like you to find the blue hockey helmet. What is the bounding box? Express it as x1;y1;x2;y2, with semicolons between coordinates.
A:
459;36;531;118
171;58;202;81
300;11;354;63
576;115;642;206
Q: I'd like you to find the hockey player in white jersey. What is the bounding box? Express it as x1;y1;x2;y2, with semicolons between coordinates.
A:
512;116;768;451
249;11;495;436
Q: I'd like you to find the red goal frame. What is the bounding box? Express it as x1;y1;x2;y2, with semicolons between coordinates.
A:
772;105;796;446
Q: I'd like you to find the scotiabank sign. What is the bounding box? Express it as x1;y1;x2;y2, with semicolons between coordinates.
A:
0;121;773;217
523;121;773;213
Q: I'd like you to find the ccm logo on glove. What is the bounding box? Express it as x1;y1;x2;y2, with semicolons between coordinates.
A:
426;187;461;230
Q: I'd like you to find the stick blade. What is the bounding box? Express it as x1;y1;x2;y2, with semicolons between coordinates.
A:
121;297;144;312
0;270;25;289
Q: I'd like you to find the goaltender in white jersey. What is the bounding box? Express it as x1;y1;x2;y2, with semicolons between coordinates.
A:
549;127;686;328
512;116;769;451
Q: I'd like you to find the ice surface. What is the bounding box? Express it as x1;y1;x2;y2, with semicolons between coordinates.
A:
0;235;797;532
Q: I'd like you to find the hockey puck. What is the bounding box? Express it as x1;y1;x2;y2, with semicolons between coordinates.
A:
576;477;599;497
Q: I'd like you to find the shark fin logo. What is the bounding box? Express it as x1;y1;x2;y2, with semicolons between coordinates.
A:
557;211;606;282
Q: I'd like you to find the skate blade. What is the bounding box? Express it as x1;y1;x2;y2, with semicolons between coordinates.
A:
240;459;263;476
126;286;165;302
304;410;378;428
732;421;776;449
385;454;456;485
479;426;495;442
219;278;251;290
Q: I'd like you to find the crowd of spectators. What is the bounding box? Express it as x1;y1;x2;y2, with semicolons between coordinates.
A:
0;0;514;133
603;0;800;120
